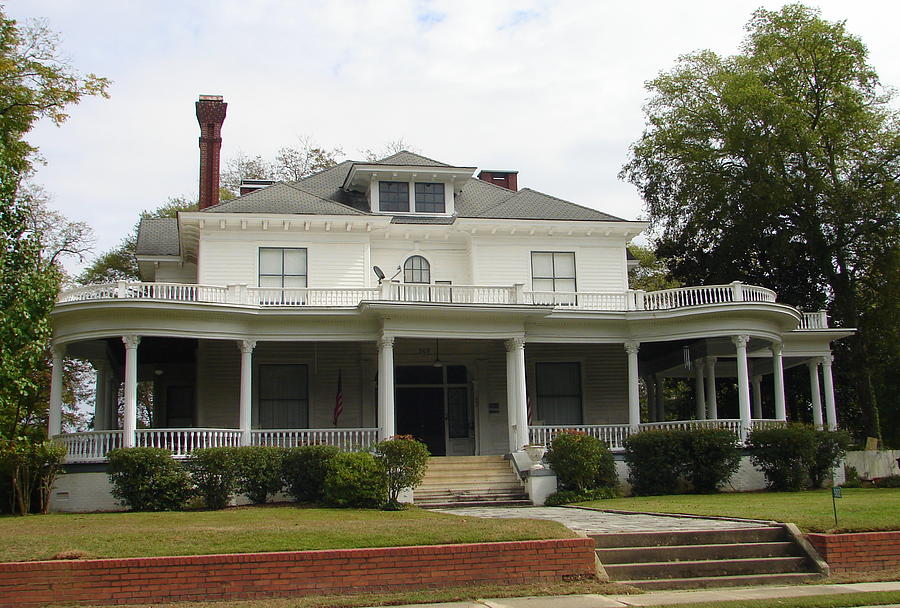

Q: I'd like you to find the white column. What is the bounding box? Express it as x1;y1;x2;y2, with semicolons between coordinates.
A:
238;340;256;446
733;335;752;441
48;344;65;438
510;338;529;451
643;375;656;422
625;341;640;430
694;360;706;419
505;339;519;452
705;357;718;420
821;355;837;431
752;374;763;419
377;336;396;440
771;343;787;421
808;359;824;429
122;335;141;448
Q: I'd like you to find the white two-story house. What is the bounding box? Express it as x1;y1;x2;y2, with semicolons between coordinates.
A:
48;96;851;509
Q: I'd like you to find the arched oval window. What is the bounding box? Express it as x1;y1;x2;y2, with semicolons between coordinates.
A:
403;255;431;284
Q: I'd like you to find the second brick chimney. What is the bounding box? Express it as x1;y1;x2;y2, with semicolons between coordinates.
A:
196;95;227;210
477;170;518;191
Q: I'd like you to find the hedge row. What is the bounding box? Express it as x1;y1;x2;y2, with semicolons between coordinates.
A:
106;437;430;512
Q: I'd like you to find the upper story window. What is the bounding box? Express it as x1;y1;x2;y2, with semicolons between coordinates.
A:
404;255;431;283
415;183;445;213
379;181;409;212
531;251;576;292
259;247;307;288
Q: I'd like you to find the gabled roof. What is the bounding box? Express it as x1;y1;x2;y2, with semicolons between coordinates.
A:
205;181;366;215
136;218;180;256
370;151;452;167
468;187;626;222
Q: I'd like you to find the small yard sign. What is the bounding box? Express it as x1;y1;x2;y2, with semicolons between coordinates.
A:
832;485;842;527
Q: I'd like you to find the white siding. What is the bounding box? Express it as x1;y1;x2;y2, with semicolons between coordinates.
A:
370;240;471;285
155;262;197;284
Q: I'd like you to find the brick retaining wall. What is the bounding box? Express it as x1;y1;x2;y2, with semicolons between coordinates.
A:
807;531;900;573
0;538;596;607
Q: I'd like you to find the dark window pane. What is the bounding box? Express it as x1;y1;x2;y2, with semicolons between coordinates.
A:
415;183;445;213
258;364;309;429
379;181;409;212
395;365;443;385
447;387;469;438
404;255;430;284
535;362;582;425
446;365;467;384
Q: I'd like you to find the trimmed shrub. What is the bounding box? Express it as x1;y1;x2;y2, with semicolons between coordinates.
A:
809;429;851;488
372;435;430;509
0;438;67;515
322;451;387;508
875;475;900;488
107;447;193;511
683;428;741;493
545;431;617;492
842;465;862;488
234;446;285;504
748;425;816;491
623;430;687;495
188;447;238;509
282;445;340;502
544;487;617;506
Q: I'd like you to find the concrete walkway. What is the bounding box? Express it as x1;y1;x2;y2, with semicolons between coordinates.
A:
380;581;900;607
432;506;771;535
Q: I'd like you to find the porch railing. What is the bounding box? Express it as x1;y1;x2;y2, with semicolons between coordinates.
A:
529;419;787;450
800;310;829;329
56;430;123;462
135;428;242;458
252;428;378;450
57;280;790;314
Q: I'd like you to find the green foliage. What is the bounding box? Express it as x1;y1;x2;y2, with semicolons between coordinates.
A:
623;430;688;495
107;448;193;511
322;451;387;508
544;488;617;506
810;429;852;488
626;244;681;292
545;432;617;492
843;465;862;488
372;435;429;507
187;448;238;510
0;437;66;514
624;428;740;495
621;4;900;446
281;445;340;502
234;446;285;504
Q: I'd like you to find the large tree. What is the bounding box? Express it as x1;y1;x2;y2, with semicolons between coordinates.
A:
0;10;107;440
621;4;899;445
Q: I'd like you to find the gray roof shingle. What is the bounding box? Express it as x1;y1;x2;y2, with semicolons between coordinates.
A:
136;218;180;256
206;181;367;215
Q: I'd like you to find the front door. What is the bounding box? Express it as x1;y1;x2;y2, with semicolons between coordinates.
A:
396;386;446;456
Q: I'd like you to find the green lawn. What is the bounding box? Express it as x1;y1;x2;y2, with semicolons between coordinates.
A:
579;488;900;532
0;504;574;562
649;591;900;608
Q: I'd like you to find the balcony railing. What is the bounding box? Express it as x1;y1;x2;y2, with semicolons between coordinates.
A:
800;310;830;329
252;428;378;450
528;419;787;450
58;280;786;313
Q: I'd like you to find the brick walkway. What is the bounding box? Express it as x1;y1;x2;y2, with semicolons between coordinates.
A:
432;506;772;535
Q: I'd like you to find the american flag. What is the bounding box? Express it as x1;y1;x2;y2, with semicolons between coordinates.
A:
527;395;533;426
332;369;343;426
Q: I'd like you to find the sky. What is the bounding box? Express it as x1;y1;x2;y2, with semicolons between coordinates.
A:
10;1;900;273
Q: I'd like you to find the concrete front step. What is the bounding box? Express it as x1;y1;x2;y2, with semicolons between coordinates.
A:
415;455;527;507
622;572;823;591
418;482;525;492
604;556;809;580
591;526;785;548
418;499;533;508
596;541;799;564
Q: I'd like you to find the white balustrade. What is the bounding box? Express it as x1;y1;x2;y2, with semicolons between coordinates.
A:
249;287;379;307
57;430;123;462
388;283;515;305
252;428;378;451
529;424;632;450
800;311;829;329
135;428;242;458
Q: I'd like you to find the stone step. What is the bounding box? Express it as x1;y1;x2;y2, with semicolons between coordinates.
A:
419;475;522;486
424;463;513;473
427;456;506;464
419;499;533;508
622;572;822;591
596;541;799;564
604;556;809;580
591;526;785;548
415;486;526;496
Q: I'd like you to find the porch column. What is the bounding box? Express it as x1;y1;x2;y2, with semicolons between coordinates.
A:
705;357;718;420
122;335;141;448
238;340;256;446
733;335;752;441
771;343;787;421
505;337;529;451
821;355;837;430
752;373;763;419
505;339;518;452
91;360;110;431
808;359;824;429
625;341;640;430
377;336;396;440
643;375;656;422
48;344;65;438
694;360;706;419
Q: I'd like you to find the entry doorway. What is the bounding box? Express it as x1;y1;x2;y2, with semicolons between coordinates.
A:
394;365;474;457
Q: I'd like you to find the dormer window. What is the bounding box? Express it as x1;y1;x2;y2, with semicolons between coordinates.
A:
415;183;445;213
379;181;410;212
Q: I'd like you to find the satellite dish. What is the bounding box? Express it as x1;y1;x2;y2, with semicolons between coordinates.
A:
373;266;386;281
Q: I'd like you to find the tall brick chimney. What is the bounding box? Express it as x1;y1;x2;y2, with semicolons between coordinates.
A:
196;95;227;210
477;170;518;191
